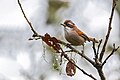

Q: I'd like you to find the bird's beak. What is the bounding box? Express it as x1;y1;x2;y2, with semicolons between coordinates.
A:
60;23;66;27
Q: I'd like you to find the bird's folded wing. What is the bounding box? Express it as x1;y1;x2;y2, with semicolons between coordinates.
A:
75;29;90;41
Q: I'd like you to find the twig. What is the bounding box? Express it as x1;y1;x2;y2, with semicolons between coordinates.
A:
92;40;101;65
59;41;96;66
99;0;116;62
95;39;102;63
92;40;97;57
17;0;38;36
97;39;102;56
96;1;118;80
102;44;119;66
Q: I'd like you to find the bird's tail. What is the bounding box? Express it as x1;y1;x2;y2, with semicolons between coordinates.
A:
89;37;98;43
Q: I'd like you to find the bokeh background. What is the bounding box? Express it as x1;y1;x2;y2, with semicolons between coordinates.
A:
0;0;120;80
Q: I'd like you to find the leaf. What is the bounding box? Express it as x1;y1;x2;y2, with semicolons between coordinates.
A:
42;33;51;46
66;59;76;77
42;33;61;53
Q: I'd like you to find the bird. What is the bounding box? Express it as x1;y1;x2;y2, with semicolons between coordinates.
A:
61;20;98;47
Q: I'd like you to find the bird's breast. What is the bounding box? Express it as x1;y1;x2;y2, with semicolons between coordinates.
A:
64;29;85;46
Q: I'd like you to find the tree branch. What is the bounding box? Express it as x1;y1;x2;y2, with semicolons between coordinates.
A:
17;0;39;36
59;41;95;66
97;39;102;56
97;68;106;80
92;39;97;57
102;44;119;66
99;0;116;62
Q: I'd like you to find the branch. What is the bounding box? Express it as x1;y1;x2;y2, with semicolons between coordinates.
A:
92;39;97;57
92;39;99;64
102;44;119;66
99;0;117;62
97;68;106;80
97;39;102;56
92;39;102;64
59;41;95;66
17;0;39;36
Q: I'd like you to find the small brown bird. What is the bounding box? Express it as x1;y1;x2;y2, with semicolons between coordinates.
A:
61;20;98;46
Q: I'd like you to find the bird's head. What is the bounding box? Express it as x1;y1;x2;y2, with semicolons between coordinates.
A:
61;20;75;28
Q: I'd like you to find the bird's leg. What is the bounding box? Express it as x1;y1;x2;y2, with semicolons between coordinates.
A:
82;44;84;54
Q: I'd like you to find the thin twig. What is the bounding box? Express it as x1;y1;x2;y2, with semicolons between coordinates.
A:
92;40;99;64
59;41;95;66
99;0;116;62
17;0;38;35
96;0;118;80
102;44;119;66
92;40;97;57
97;39;102;56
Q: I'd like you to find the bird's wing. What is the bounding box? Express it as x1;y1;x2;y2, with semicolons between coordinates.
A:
74;27;90;42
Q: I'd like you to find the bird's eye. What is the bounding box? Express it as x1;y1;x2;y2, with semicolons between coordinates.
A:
66;22;74;26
